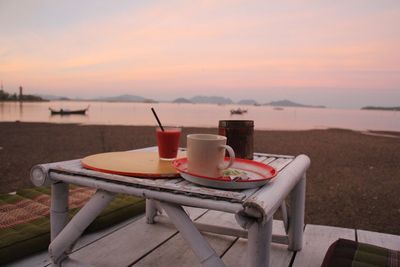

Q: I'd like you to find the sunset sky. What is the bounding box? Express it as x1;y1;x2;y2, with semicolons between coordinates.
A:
1;0;399;108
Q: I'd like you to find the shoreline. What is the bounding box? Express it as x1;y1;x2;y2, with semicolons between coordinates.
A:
1;122;399;235
2;119;400;135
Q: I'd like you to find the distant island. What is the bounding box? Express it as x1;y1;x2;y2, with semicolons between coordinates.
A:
35;93;327;108
265;99;326;108
36;94;71;101
361;106;400;111
172;97;192;103
238;99;258;105
173;95;236;104
171;96;325;108
1;88;46;102
37;94;158;103
189;95;233;104
95;94;157;103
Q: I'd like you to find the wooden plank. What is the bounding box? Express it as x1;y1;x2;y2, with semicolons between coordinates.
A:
267;157;293;170
51;160;247;202
68;207;207;266
134;210;240;266
241;157;294;200
292;224;355;267
357;229;400;250
5;251;51;267
254;152;295;159
263;157;277;164
222;220;292;267
40;151;294;205
243;155;309;222
5;215;145;267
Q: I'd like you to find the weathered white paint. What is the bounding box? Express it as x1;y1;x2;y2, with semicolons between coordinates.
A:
50;182;69;241
68;207;207;266
134;209;238;267
160;202;225;267
243;155;310;223
49;172;243;213
288;175;306;251
241;157;296;200
145;199;157;224
49;190;116;264
247;219;273;267
223;220;293;267
52;160;248;202
154;214;248;238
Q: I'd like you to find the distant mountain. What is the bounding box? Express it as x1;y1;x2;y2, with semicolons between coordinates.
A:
190;95;233;104
97;94;157;103
265;99;325;108
361;106;400;111
238;99;258;105
173;97;192;103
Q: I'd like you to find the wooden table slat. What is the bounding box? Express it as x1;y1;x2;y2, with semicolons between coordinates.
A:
47;153;295;204
51;160;247;202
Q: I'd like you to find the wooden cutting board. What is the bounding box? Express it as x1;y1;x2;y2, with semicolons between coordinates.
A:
81;151;185;178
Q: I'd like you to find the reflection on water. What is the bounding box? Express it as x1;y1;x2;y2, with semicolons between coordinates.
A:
18;102;23;119
0;101;399;132
0;102;3;121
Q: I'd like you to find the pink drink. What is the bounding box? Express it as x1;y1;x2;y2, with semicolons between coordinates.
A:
156;127;181;160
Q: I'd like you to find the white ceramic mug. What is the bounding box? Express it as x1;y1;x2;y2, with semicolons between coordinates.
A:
187;134;235;178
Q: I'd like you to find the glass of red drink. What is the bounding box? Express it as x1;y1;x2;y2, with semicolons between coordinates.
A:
156;127;181;160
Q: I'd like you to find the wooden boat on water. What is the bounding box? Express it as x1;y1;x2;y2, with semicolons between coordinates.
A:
230;108;247;115
49;106;89;115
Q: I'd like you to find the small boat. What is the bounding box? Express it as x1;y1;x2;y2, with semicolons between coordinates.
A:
273;107;284;111
230;108;247;115
49;106;89;115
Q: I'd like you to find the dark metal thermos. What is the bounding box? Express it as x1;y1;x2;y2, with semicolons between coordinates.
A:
218;120;254;160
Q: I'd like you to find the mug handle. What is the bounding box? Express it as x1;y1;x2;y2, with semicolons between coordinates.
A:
218;145;235;170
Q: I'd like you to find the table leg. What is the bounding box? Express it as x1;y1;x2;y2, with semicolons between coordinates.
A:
280;200;289;234
146;199;158;224
51;182;69;241
49;190;116;264
288;174;306;251
159;202;225;267
247;218;273;267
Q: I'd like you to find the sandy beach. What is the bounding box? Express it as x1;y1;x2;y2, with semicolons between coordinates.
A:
0;122;399;235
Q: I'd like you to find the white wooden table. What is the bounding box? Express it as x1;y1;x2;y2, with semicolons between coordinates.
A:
30;147;310;267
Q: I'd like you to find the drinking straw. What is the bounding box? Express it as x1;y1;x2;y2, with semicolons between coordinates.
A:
151;107;165;132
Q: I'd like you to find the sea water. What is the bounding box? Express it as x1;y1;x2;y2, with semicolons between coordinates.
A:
0;101;399;132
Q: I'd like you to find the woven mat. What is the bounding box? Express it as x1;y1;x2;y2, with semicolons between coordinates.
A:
0;187;95;229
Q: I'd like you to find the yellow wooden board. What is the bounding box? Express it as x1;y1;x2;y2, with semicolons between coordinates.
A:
81;151;185;178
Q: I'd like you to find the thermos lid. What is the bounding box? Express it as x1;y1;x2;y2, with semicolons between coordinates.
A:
218;120;254;127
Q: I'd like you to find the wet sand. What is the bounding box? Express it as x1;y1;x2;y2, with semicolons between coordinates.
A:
1;122;399;235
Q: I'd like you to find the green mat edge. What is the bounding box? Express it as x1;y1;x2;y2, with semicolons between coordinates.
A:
0;188;145;265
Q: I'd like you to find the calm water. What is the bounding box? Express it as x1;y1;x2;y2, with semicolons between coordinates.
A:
0;101;399;131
